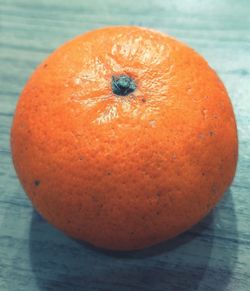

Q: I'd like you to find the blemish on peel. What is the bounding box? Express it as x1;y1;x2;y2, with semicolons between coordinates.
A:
171;153;177;161
34;180;40;187
198;133;205;140
211;185;217;194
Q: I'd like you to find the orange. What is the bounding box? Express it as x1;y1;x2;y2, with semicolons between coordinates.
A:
11;26;238;250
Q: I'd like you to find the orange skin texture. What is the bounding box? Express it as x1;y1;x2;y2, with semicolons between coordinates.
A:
11;26;238;250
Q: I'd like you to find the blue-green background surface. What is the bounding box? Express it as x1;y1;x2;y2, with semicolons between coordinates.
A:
0;1;250;290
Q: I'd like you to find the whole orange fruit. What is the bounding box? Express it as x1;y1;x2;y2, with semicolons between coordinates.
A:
11;26;238;250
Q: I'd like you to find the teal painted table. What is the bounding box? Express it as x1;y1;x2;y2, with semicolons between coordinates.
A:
1;1;250;290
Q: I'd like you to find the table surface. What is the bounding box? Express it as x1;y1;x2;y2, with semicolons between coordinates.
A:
1;0;250;290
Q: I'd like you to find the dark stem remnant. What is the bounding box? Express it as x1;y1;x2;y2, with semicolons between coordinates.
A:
112;75;136;96
34;180;40;187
